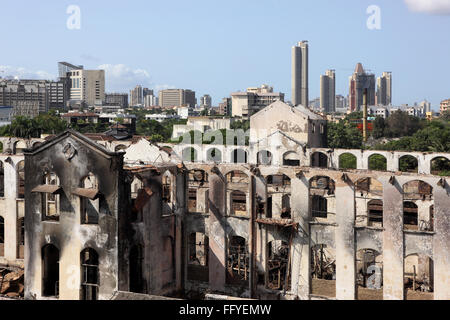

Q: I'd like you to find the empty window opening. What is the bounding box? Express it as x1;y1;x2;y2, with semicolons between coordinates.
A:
257;150;273;165
17;161;25;199
311;152;328;168
188;189;197;213
266;174;291;187
311;195;328;218
310;244;336;298
0;161;4;197
0;216;4;257
207;148;222;162
266;196;273;218
232;149;248;164
162;174;172;203
17;218;24;259
227;236;249;285
431;157;450;176
129;245;145;293
368;154;387;171
42;244;59;297
283;151;300;167
281;195;291;219
226;171;249;184
404;254;434;300
42;173;61;222
339;153;357;170
182;147;197;162
403;202;418;230
80;173;99;225
81;248;99;300
368;200;383;227
231;191;247;216
187;233;209;282
266;240;290;291
399;156;418;173
310;176;335;195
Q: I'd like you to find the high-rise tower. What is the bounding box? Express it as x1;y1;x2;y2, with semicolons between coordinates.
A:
320;69;336;113
292;41;309;107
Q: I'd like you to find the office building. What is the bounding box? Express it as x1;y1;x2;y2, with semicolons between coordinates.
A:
320;70;336;113
105;93;129;108
200;94;212;108
0;79;49;114
441;99;450;114
231;85;285;118
292;41;309;107
69;69;105;107
159;89;196;108
130;85;144;106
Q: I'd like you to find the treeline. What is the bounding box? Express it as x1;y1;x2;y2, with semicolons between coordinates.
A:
0;112;69;138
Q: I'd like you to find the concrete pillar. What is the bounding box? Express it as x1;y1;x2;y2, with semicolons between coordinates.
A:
433;182;450;300
417;154;428;175
208;171;227;291
388;153;399;172
290;175;310;299
356;152;364;170
335;181;356;300
382;179;404;300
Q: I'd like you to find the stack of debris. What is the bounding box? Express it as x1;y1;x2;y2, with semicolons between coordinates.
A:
0;269;24;298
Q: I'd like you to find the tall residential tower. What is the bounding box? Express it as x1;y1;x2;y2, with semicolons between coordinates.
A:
320;69;336;113
348;63;375;112
376;72;392;106
292;41;309;107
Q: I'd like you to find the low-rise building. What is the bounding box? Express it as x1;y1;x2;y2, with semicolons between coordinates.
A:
231;85;284;118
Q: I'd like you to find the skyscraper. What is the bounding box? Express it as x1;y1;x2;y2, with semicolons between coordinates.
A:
320;69;336;113
348;63;375;112
291;41;308;107
158;89;196;108
130;85;143;106
376;72;392;106
69;69;105;107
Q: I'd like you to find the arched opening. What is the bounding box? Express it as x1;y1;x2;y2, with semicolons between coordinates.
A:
188;233;209;282
14;140;27;154
226;171;248;217
42;244;60;297
404;254;434;300
311;152;328;168
231;149;248;164
206;148;222;162
283;151;300;167
281;195;291;219
79;173;99;225
399;155;418;173
81;248;99;300
17;161;25;199
355;178;383;227
339;153;357;170
356;249;383;300
114;144;127;152
182;147;198;162
368;154;387;171
310;244;336;298
266;240;291;291
17;217;24;259
257;150;273;165
309;176;335;222
0;216;4;257
32;141;42;148
0;161;4;197
129;244;144;293
130;176;144;222
227;236;249;286
431;157;450;176
403;180;433;231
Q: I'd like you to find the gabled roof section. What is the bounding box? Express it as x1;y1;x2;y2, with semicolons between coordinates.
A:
23;130;122;158
251;100;324;121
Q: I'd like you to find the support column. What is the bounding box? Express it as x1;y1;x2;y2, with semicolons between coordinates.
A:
335;181;356;300
382;179;404;300
290;175;310;300
433;182;450;300
208;171;227;291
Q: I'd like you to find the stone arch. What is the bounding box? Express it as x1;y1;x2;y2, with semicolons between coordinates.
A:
206;147;222;162
42;244;60;297
309;176;336;221
311;152;328;168
430;156;450;176
226;235;249;285
283;151;300;167
399;155;418;173
368;154;387;171
231;148;248;164
355;177;383;227
182;147;198;162
404;253;434;299
310;243;336;298
356;248;383;300
257;150;273;165
339;153;357;170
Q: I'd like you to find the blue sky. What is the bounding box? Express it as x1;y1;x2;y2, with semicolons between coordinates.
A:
0;0;449;109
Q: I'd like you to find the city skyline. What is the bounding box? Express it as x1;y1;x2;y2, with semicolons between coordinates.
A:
0;0;449;109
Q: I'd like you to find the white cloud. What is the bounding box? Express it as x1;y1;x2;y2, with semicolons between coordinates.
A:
99;63;172;93
0;65;56;80
404;0;450;14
